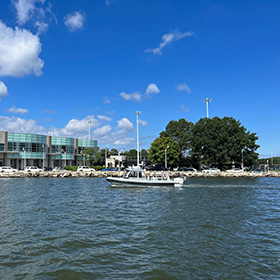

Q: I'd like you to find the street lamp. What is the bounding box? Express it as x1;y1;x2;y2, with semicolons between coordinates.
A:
105;145;108;168
42;144;45;170
165;145;169;169
136;111;141;167
88;120;92;140
118;149;123;173
203;98;212;118
22;147;26;170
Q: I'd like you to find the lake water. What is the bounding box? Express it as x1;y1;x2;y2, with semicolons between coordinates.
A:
0;177;280;279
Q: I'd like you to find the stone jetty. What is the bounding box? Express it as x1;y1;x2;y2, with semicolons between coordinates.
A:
0;170;279;178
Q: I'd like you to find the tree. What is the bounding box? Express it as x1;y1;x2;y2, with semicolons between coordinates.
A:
149;137;180;166
190;117;259;168
160;118;193;158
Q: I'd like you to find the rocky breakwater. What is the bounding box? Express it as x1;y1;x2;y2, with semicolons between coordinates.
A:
0;170;279;178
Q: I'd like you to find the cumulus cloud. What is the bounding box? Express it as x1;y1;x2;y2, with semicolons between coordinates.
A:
176;83;192;93
12;0;55;34
93;125;112;137
64;11;86;32
59;115;99;137
6;105;29;114
120;91;142;102
0;116;46;134
0;81;9;100
117;118;134;132
97;115;113;122
144;29;194;55
145;83;160;96
0;21;44;77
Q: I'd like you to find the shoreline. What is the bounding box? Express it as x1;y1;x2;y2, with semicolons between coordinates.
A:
0;170;278;178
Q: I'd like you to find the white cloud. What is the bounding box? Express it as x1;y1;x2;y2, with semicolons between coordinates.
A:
181;105;190;112
144;29;194;55
44;109;56;114
0;21;44;77
105;0;117;6
0;81;9;100
120;91;142;102
12;0;54;34
103;96;111;104
117;118;134;132
176;83;192;93
6;105;29;114
97;115;113;122
145;83;160;95
59;115;99;137
0;116;46;134
64;11;86;32
138;119;148;127
93;125;112;137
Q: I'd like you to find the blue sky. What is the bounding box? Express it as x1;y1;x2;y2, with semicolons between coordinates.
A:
0;0;279;157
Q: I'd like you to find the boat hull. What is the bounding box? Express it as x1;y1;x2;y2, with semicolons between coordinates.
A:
107;177;177;187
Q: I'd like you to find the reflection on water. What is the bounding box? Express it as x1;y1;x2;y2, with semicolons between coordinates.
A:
0;177;280;279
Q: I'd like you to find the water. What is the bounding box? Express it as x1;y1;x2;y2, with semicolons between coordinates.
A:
0;177;280;279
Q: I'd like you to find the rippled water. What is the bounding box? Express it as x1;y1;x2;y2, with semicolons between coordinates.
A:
0;177;280;279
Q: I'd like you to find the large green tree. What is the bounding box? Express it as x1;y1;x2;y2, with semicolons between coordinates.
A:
149;137;180;166
190;117;259;168
160;118;193;158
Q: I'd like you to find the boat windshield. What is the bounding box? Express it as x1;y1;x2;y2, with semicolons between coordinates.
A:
124;170;145;178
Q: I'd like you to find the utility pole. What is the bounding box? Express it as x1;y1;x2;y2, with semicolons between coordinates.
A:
88;120;92;140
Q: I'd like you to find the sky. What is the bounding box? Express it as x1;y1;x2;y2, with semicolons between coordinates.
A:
0;0;279;158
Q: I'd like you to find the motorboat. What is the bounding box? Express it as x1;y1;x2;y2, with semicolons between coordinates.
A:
106;111;184;188
107;166;184;187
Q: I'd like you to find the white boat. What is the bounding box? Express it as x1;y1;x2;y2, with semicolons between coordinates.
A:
107;166;184;187
106;111;184;188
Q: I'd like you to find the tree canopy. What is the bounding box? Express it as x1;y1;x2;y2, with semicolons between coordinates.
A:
160;118;193;158
190;117;259;168
149;137;180;166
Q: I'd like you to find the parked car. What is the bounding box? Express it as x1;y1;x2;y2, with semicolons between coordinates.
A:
53;167;66;172
251;169;264;173
25;166;43;173
145;165;166;171
179;167;197;172
226;168;243;173
77;166;96;172
0;166;18;173
103;168;118;171
202;168;221;174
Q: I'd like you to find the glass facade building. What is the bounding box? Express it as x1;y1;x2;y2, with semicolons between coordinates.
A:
0;131;98;169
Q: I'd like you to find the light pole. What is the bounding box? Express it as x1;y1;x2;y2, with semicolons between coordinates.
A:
136;111;141;167
105;145;108;168
118;149;123;173
51;126;55;137
203;98;212;118
165;145;169;169
88;120;92;140
23;147;26;170
42;144;45;170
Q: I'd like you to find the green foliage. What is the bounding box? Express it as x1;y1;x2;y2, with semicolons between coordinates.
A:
125;149;137;157
190;117;259;167
160;118;193;157
149;137;180;165
64;166;77;171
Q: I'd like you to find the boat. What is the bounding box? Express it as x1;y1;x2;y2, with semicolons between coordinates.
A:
107;166;184;187
106;111;184;188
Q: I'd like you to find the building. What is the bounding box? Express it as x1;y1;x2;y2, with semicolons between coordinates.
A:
0;131;97;170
